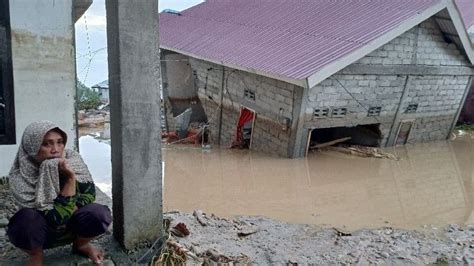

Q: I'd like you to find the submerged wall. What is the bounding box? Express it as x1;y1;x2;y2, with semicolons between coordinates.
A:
302;18;471;156
190;58;301;157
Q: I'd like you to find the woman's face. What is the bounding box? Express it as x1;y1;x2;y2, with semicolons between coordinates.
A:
36;130;65;163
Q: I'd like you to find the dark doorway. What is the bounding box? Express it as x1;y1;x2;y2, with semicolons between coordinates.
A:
232;107;256;149
458;83;474;124
307;124;382;154
0;0;15;144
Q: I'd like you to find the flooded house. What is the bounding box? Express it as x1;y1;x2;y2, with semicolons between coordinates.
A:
0;0;92;176
91;80;110;103
457;0;474;124
160;0;474;158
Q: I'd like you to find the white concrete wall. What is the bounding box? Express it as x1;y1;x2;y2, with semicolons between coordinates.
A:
99;88;109;103
163;53;196;99
0;0;76;176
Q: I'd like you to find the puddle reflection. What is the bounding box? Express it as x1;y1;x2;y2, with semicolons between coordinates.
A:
79;135;112;197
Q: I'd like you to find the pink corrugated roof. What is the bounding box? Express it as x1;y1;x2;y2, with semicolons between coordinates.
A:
456;0;474;28
160;0;443;81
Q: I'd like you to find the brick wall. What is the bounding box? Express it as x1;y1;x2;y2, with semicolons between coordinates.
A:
190;59;298;157
305;18;471;147
356;19;469;66
169;16;471;157
305;74;407;144
401;75;470;143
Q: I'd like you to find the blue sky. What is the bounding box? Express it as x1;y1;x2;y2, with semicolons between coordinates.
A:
75;0;204;87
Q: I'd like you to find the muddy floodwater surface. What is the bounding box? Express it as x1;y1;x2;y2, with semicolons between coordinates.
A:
79;132;473;231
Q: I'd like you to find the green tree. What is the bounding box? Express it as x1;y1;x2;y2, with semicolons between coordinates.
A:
76;81;101;110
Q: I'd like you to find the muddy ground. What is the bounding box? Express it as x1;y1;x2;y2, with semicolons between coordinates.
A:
165;211;474;265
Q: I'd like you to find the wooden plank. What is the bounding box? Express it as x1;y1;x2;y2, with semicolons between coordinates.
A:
310;137;351;149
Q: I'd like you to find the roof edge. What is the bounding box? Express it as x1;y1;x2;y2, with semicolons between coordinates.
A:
160;47;308;88
446;0;474;62
306;0;447;88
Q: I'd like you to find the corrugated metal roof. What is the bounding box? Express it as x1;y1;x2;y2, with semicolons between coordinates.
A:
91;80;108;89
159;0;444;81
455;0;474;28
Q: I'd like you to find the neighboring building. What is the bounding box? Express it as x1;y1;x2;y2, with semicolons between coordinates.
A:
160;0;474;158
0;0;91;176
160;51;207;132
92;79;109;103
456;0;474;124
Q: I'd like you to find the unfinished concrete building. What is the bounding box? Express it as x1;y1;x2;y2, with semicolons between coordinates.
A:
160;0;474;158
0;0;92;175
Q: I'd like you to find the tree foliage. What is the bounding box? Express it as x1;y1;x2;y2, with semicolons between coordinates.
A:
77;81;101;110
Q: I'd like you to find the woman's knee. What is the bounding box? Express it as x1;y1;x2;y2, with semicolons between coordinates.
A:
69;203;112;238
7;208;48;250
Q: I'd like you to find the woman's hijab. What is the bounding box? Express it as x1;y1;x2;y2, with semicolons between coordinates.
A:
9;120;93;211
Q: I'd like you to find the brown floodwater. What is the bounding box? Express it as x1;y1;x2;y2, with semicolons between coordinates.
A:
163;132;473;231
79;130;473;231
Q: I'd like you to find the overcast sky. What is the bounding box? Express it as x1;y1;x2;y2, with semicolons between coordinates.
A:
76;0;474;87
75;0;204;87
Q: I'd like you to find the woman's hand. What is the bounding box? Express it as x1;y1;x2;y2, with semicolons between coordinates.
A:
59;159;76;197
59;159;75;180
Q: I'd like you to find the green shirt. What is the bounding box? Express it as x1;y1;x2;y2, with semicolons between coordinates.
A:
40;181;96;227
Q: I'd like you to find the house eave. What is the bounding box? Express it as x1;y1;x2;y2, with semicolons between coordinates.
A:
446;0;474;63
160;46;308;88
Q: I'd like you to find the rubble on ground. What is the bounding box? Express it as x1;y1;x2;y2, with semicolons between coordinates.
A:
78;109;110;128
163;210;474;265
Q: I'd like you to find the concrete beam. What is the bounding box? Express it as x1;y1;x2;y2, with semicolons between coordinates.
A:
386;76;411;146
339;64;474;76
106;0;162;250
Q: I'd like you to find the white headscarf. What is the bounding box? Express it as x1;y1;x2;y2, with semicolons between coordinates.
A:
9;120;94;211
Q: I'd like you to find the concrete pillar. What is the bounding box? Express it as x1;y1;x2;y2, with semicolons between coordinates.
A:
106;0;162;249
386;75;410;146
288;85;309;158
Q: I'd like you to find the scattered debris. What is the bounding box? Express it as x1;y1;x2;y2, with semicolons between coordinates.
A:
237;225;260;237
334;228;352;237
193;210;208;226
171;223;190;238
154;240;190;265
78;109;109;128
320;145;399;160
163;211;474;265
204;248;230;263
310;137;352;150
